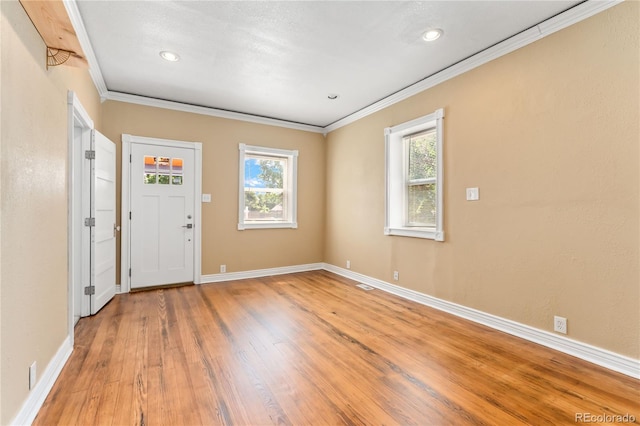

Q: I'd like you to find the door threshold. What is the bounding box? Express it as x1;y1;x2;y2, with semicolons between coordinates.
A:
130;282;195;293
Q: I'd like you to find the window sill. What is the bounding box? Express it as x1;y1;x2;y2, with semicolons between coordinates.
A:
384;227;444;241
238;222;298;230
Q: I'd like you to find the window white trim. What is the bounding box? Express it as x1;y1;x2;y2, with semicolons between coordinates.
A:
238;144;298;230
385;108;444;241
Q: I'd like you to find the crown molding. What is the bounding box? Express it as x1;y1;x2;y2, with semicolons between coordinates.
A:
63;0;108;99
64;0;621;135
323;0;623;133
104;91;325;134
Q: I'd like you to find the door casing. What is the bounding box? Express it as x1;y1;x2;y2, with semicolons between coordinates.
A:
121;134;203;293
67;91;93;341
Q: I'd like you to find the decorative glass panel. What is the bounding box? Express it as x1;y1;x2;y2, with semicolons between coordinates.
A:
158;174;170;185
171;158;183;185
172;158;183;173
158;157;170;172
144;156;156;172
144;156;157;184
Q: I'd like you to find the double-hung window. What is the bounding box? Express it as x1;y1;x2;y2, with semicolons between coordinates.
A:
385;108;444;241
238;144;298;230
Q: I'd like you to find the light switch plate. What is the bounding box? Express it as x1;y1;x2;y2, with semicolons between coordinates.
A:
466;187;479;201
202;193;212;203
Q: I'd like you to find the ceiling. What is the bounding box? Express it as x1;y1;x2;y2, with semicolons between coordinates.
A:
75;1;583;129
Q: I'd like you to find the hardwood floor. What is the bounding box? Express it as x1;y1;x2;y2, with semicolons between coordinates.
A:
35;271;639;425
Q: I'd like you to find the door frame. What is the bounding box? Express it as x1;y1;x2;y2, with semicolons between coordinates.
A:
121;134;203;293
67;91;93;343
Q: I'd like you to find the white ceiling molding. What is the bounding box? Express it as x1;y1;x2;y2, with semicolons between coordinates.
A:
323;0;622;133
63;0;108;99
105;92;325;134
66;0;620;135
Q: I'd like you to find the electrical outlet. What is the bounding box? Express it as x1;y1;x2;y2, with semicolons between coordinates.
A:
346;260;351;269
393;271;399;281
554;316;567;334
29;362;37;390
220;264;226;273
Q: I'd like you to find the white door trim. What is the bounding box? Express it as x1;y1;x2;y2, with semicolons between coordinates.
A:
121;134;203;293
67;91;94;344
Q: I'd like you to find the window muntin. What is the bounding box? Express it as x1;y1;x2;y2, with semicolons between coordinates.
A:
238;144;298;230
385;108;444;241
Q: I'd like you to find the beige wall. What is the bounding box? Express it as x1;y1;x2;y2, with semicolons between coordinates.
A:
325;1;639;358
0;1;102;423
1;0;638;423
101;101;326;278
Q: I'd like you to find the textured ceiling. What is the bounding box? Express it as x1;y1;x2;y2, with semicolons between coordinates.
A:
76;1;580;128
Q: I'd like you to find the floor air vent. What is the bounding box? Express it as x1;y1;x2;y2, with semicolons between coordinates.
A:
356;284;374;291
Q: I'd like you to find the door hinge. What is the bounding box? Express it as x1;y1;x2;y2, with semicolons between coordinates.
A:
129;154;132;163
129;268;132;277
129;211;132;220
84;286;95;295
85;150;96;160
84;217;95;227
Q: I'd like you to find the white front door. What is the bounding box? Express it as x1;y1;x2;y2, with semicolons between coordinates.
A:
90;130;117;314
130;143;196;288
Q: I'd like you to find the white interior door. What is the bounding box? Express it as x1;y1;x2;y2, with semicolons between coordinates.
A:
90;130;117;314
130;143;195;288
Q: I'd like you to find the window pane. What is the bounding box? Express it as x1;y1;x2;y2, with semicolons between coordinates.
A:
171;158;183;174
408;183;436;226
158;157;170;172
408;130;437;180
244;155;286;221
244;191;284;221
144;156;156;184
245;157;284;189
144;156;156;172
158;174;170;185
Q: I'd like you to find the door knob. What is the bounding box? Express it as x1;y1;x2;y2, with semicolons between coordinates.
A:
182;224;193;229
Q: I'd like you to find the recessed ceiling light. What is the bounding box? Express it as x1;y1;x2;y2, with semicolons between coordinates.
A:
328;94;339;100
160;51;180;62
422;29;443;42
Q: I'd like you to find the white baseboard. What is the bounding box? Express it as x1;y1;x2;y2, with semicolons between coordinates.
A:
200;263;324;284
12;261;636;426
10;336;73;426
323;264;640;379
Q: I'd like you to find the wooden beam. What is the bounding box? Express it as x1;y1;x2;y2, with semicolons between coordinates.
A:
20;0;88;68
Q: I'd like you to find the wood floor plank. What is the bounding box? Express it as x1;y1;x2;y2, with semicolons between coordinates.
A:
33;271;640;425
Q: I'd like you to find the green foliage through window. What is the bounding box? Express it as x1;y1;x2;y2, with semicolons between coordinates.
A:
405;129;437;226
244;156;286;220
